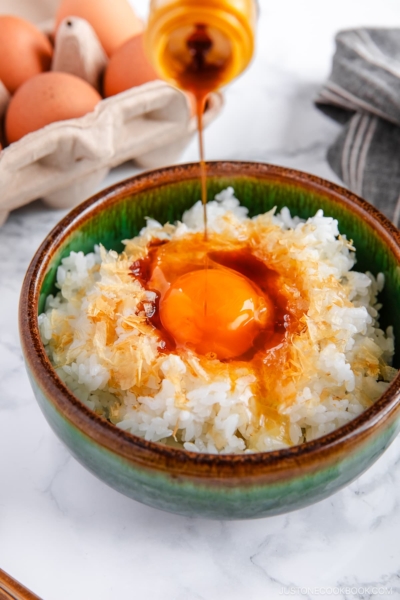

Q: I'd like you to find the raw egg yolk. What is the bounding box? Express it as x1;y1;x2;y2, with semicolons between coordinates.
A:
159;268;271;360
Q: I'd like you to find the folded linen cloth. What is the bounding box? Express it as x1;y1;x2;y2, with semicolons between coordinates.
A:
315;28;400;225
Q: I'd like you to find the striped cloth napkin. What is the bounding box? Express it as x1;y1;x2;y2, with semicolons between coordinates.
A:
315;28;400;225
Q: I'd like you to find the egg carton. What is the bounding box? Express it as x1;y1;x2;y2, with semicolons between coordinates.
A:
0;0;59;27
0;3;223;226
0;81;223;226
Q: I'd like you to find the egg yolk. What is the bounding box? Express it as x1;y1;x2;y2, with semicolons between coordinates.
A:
159;268;272;360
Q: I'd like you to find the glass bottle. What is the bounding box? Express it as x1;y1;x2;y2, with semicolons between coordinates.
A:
144;0;257;101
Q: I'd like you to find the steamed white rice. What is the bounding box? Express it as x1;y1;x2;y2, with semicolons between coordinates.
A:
38;188;397;453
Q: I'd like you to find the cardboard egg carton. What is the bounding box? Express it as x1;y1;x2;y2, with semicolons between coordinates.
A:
0;2;223;226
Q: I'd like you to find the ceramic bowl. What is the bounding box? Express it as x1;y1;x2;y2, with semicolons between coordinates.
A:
19;162;400;520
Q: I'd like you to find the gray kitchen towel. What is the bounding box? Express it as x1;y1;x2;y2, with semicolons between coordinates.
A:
315;28;400;225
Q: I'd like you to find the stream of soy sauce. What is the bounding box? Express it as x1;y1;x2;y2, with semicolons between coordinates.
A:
175;24;230;240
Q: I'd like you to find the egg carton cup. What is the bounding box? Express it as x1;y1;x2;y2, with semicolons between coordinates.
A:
0;11;223;226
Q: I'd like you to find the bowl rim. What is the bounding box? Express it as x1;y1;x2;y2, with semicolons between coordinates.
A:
19;161;400;478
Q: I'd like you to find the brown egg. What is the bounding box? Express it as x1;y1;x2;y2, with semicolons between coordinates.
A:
55;0;143;57
0;15;53;94
6;72;102;143
104;34;158;97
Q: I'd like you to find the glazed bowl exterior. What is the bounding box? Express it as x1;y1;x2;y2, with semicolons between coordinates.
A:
19;162;400;519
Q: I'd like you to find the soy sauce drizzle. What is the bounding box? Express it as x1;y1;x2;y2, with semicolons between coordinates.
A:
130;239;293;361
131;240;175;352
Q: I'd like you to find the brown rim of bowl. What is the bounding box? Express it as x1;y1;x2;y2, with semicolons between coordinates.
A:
19;161;400;477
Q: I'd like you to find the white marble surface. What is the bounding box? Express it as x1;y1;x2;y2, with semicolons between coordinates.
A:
1;1;400;599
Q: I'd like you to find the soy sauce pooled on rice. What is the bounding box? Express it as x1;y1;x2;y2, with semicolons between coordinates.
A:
38;189;397;453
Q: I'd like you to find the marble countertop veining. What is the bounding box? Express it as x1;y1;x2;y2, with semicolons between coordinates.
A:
1;1;400;599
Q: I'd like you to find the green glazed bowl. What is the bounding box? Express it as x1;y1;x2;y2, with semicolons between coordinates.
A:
19;162;400;519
